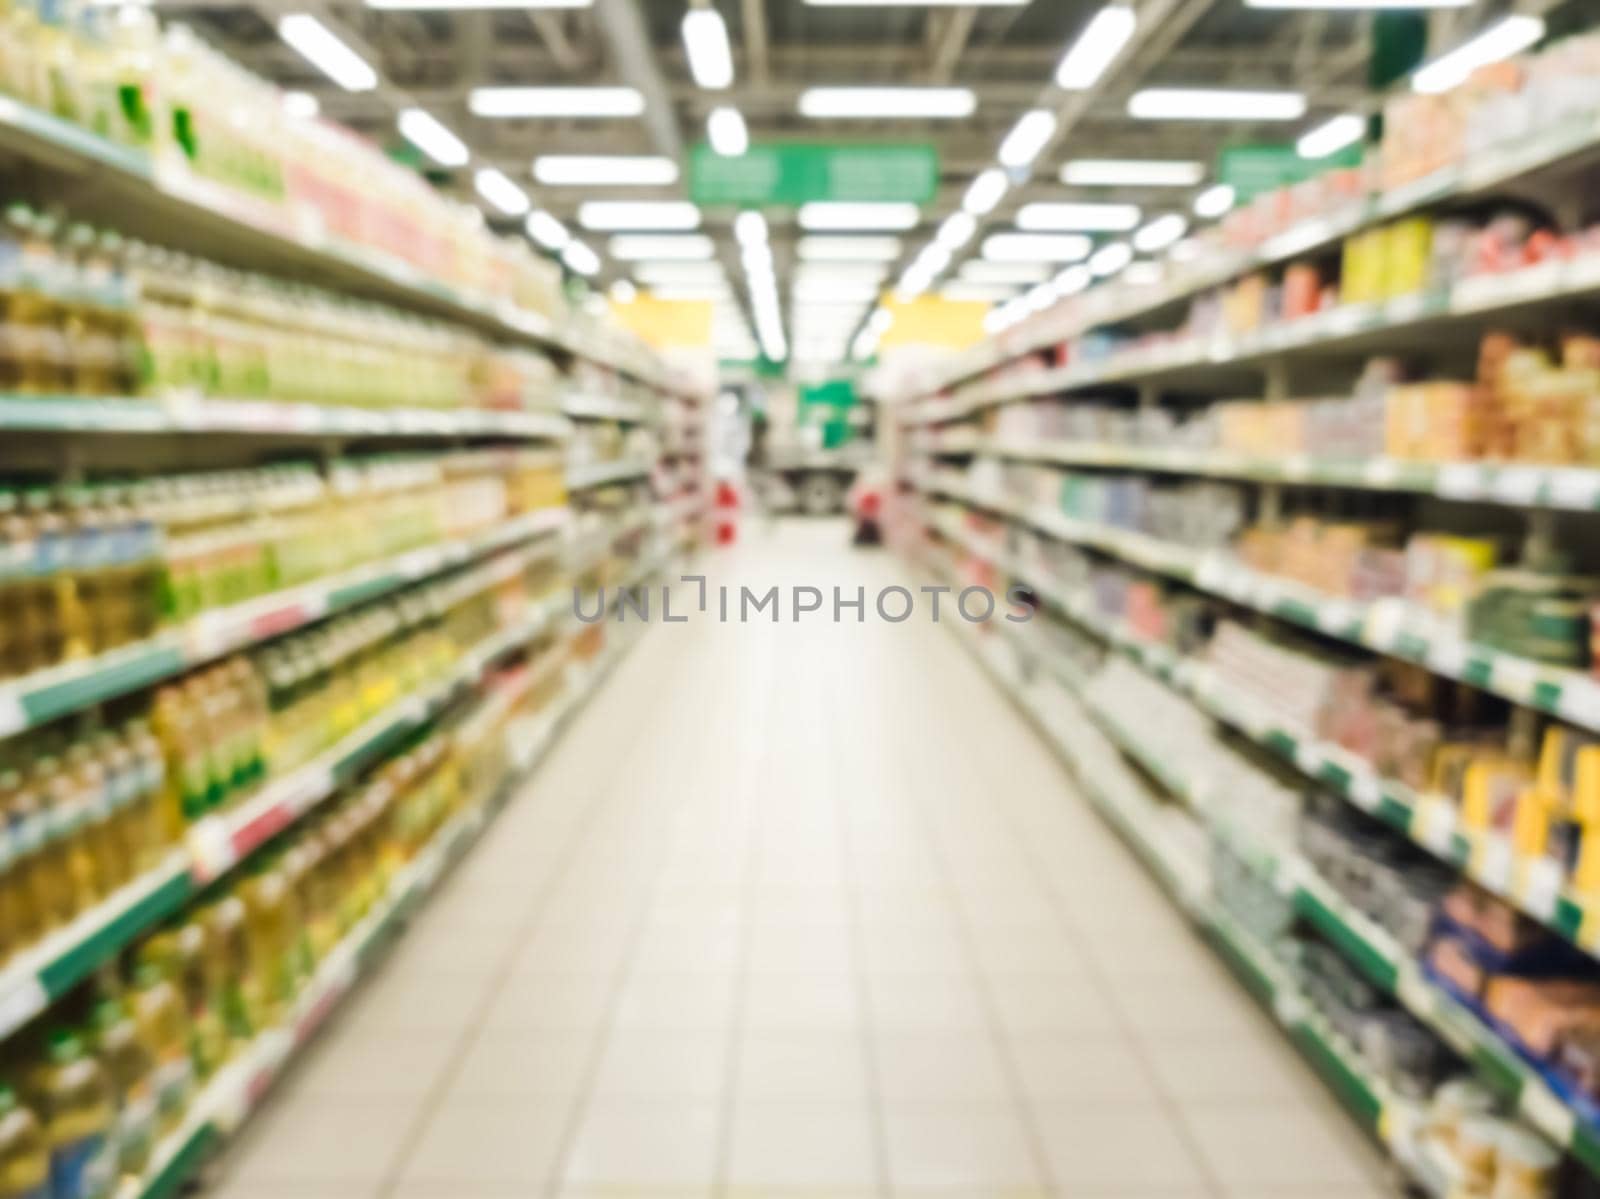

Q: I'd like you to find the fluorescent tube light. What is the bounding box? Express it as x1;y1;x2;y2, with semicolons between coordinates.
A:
533;155;678;186
797;237;904;261
963;168;1008;217
278;14;376;92
367;0;589;8
469;87;642;118
1412;15;1544;95
940;282;1020;303
1132;214;1187;253
998;109;1057;169
651;284;730;301
1192;183;1235;218
798;87;976;119
1125;261;1162;285
561;241;600;276
935;211;977;251
1248;0;1467;7
525;210;570;251
474;168;530;217
1089;241;1132;276
798;202;921;231
683;8;734;89
609;280;637;303
982;233;1092;262
1297;113;1365;158
1128;88;1306;121
795;263;889;284
578;201;701;231
913;244;953;275
1055;265;1091;296
608;235;715;260
708;106;748;156
282;90;320;118
959;261;1050;284
1061;159;1203;186
1016;202;1140;232
793;280;881;303
397;108;468;167
1055;5;1136;89
734;211;767;247
634;262;726;285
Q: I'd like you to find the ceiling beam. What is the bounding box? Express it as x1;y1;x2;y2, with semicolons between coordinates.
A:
928;7;978;84
741;0;770;85
528;10;584;74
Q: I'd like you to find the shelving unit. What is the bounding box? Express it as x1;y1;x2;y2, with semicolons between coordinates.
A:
891;66;1600;1194
0;50;706;1195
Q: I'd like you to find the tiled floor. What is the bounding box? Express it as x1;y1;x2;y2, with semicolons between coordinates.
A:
209;520;1393;1199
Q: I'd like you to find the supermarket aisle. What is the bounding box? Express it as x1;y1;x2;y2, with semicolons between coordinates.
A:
212;520;1390;1199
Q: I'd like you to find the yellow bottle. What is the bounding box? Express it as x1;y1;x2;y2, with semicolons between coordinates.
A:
129;967;191;1135
31;1031;115;1199
0;1084;49;1199
86;1001;154;1181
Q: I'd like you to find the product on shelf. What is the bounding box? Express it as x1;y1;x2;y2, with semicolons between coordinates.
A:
0;449;565;683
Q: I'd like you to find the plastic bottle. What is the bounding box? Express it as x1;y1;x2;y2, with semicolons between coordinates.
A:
32;1031;115;1199
0;1084;50;1199
129;967;191;1134
2;770;50;945
29;760;89;926
86;1002;154;1181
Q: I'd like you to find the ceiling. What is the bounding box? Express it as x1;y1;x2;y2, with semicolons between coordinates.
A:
165;0;1576;365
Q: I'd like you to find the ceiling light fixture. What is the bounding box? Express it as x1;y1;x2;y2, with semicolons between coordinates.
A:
982;233;1092;262
1296;113;1365;159
609;280;637;303
1055;265;1092;296
1132;213;1187;253
468;86;643;117
282;90;320;118
797;236;904;261
962;168;1009;216
578;201;701;231
939;282;1019;303
1412;15;1544;95
525;210;571;251
1061;159;1203;186
708;106;748;156
366;0;590;9
734;211;768;247
798;202;921;231
682;7;734;89
1016;202;1140;232
1055;5;1136;89
561;240;600;276
1247;0;1467;7
532;155;679;186
397;108;469;167
1089;241;1133;276
959;261;1050;284
997;109;1057;170
934;211;978;251
1192;183;1235;218
608;234;715;260
1128;88;1307;121
277;14;377;92
634;262;725;285
798;87;976;119
474;168;530;217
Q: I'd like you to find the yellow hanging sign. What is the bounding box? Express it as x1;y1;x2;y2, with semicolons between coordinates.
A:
880;294;989;350
609;293;714;349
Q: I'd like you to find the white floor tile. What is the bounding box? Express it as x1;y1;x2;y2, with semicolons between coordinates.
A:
726;1100;880;1188
882;1103;1044;1190
561;1099;722;1189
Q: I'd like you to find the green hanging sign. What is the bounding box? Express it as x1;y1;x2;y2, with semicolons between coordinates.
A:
690;142;939;207
1217;142;1362;202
